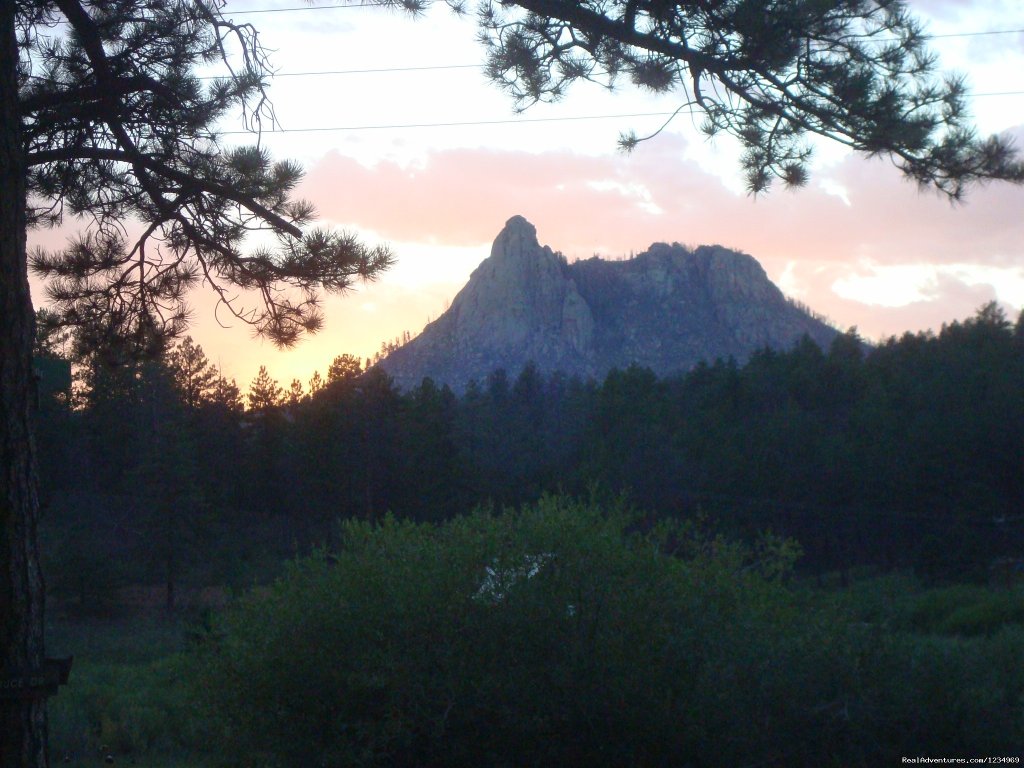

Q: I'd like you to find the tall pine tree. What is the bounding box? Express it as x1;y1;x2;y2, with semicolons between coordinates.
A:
3;2;392;761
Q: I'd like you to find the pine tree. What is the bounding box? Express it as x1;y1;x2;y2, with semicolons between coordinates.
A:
23;2;394;350
4;3;394;759
167;337;219;409
308;370;325;397
287;378;305;406
477;0;1024;196
200;371;246;510
31;309;73;360
327;353;363;385
210;373;244;415
128;360;206;613
247;366;284;412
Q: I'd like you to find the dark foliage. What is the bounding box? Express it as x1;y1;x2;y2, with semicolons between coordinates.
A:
471;0;1024;196
36;303;1024;595
19;0;393;353
189;498;1024;767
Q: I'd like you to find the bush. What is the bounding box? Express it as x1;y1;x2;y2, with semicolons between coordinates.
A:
188;497;1024;767
896;583;1024;636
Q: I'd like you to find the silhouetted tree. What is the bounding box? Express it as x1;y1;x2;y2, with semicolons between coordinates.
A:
4;2;393;758
398;378;465;520
327;353;363;386
31;309;72;361
247;366;284;412
477;0;1024;196
287;378;305;407
31;309;74;490
308;370;325;397
352;368;402;521
167;337;219;410
128;360;206;612
76;352;147;491
506;362;550;499
209;373;244;415
197;372;246;510
582;365;679;508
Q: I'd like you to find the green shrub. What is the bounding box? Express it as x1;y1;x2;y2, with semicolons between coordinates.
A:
906;583;988;632
939;592;1024;636
188;497;1024;767
896;584;1024;636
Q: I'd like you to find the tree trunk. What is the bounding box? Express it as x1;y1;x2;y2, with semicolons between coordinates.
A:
0;4;49;766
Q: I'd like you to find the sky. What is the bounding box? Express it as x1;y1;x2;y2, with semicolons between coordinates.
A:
29;0;1024;390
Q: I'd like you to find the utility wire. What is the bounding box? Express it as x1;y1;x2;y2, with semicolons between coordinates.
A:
929;28;1024;38
39;0;1024;41
269;64;480;77
220;88;1024;135
213;61;1024;100
239;61;1024;96
205;63;1024;100
227;1;407;13
224;0;1024;43
220;110;686;134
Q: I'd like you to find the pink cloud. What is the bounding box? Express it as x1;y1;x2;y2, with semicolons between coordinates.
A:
299;131;1024;268
297;133;1024;339
787;262;1009;340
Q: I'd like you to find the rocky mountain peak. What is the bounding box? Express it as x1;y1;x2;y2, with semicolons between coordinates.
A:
450;215;577;350
378;218;838;391
492;214;540;257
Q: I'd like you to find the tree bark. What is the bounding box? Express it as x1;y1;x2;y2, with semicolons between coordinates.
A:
0;3;49;766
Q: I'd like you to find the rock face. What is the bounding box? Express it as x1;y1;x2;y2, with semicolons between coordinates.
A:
378;215;838;390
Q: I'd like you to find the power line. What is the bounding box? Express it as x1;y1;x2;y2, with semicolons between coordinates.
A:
38;0;1024;42
220;110;686;134
218;87;1024;135
227;1;405;14
269;63;480;77
930;28;1024;38
213;60;1024;97
230;61;1024;99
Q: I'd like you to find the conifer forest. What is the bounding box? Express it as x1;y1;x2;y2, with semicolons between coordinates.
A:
34;304;1024;766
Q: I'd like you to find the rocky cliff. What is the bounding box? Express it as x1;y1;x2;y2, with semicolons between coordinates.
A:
378;216;838;390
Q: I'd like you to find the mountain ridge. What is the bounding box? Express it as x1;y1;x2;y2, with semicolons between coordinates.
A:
378;216;839;390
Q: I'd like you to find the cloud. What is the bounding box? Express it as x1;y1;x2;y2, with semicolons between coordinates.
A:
787;261;1013;341
301;127;1024;260
298;130;1024;340
909;0;1024;24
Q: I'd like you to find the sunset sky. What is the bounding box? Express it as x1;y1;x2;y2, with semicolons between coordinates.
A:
30;0;1024;391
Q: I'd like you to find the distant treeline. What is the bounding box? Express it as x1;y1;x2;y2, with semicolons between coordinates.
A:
35;303;1024;605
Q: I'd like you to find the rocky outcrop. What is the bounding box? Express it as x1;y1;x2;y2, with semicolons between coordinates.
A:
377;216;838;391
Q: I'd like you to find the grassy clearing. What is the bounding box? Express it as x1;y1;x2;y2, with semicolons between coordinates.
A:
47;610;211;768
